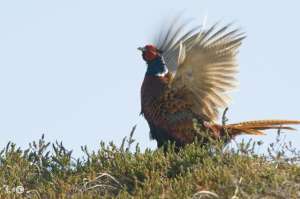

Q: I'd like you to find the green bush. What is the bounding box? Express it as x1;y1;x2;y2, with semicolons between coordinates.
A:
0;128;299;199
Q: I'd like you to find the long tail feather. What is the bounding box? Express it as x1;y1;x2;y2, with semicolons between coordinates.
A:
227;120;300;127
224;120;300;137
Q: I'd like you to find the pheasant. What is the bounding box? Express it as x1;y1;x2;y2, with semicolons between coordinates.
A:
138;18;300;148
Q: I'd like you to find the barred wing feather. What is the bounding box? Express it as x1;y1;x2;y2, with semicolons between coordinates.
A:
156;21;245;121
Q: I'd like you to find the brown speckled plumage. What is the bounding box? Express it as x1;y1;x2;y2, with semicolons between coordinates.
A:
141;73;197;146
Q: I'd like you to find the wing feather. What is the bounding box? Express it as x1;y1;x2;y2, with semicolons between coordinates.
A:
154;19;245;121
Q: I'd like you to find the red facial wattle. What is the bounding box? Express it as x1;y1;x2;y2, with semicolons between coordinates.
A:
144;50;158;61
141;45;159;61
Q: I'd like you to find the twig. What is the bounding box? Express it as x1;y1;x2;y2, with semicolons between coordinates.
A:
222;107;229;126
231;177;243;199
126;125;137;152
26;189;41;199
191;190;219;199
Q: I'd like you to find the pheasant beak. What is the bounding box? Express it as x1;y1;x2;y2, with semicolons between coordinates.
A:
137;47;146;52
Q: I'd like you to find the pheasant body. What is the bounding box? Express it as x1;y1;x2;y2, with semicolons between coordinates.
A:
139;18;300;148
141;59;237;147
141;71;197;147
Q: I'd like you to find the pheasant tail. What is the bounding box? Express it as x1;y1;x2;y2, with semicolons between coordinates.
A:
224;120;300;137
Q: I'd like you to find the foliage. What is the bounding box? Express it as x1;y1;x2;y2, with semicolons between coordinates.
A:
0;128;300;199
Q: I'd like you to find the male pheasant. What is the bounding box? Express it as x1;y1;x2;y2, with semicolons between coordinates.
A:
138;18;300;148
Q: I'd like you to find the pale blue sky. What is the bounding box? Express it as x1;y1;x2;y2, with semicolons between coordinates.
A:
0;1;299;156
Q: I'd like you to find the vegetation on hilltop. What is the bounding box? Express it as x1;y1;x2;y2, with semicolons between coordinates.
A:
0;127;300;199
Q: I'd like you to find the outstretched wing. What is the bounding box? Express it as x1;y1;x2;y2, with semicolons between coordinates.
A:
155;19;245;121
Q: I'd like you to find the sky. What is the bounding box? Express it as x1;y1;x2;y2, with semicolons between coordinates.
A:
0;1;299;156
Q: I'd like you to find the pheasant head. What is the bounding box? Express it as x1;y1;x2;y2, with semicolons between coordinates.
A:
138;44;161;61
138;45;168;76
